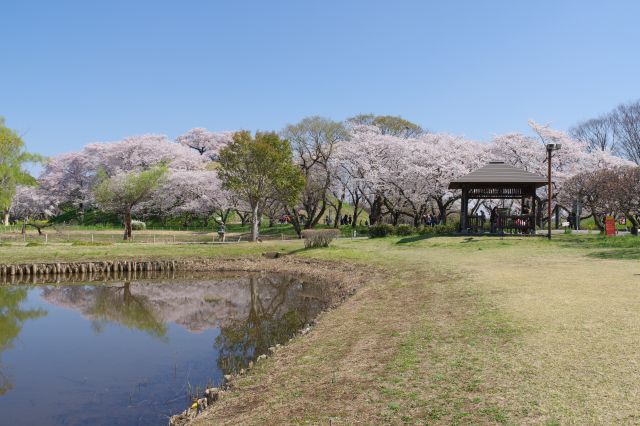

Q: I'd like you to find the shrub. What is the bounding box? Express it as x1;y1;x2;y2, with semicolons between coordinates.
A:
564;228;573;235
418;223;458;236
395;224;415;236
301;229;341;248
369;223;395;238
131;220;146;230
337;226;369;238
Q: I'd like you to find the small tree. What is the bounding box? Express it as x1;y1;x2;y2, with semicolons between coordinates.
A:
0;118;42;226
218;131;305;242
94;165;168;240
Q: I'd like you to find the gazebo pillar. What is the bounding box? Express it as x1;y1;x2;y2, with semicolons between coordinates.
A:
530;188;537;234
460;186;468;233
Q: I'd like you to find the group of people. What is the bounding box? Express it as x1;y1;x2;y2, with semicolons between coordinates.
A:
486;204;532;234
339;215;354;226
279;214;307;225
420;214;438;226
324;215;370;227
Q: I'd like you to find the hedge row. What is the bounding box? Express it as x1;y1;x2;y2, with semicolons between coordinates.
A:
368;223;458;238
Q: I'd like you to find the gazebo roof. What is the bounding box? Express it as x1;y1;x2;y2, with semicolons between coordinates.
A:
448;161;548;190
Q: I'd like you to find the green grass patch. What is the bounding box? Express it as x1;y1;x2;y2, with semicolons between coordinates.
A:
70;240;113;246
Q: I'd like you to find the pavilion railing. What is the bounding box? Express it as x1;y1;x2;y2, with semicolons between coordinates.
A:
465;214;535;234
496;214;535;234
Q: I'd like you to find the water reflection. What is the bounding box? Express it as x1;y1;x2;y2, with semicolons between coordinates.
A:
0;273;328;425
46;282;168;339
216;275;324;373
0;287;47;396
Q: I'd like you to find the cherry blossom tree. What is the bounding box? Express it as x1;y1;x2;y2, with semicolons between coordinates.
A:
9;185;59;232
39;151;98;216
40;134;206;215
143;170;233;227
83;134;205;176
176;128;235;160
336;125;486;226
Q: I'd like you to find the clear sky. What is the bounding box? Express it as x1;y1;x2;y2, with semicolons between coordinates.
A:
2;0;639;158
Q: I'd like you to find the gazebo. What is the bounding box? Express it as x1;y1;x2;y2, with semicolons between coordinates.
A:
448;161;548;234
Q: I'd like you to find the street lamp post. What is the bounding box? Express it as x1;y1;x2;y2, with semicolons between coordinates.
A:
546;143;562;240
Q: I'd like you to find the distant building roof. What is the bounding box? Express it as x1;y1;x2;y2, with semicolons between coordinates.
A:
448;161;548;190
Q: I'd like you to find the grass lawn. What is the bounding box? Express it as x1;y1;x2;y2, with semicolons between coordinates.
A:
0;223;367;245
2;234;640;424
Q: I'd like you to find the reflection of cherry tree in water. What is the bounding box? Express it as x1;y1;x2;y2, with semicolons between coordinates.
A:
0;287;47;395
89;282;167;339
215;275;326;374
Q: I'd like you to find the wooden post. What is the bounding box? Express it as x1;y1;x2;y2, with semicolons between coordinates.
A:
547;148;552;240
460;186;468;233
531;188;537;235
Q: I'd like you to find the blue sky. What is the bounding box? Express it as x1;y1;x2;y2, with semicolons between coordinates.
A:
2;1;639;158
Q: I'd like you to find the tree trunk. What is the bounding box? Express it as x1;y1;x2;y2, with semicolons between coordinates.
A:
352;202;361;228
251;204;260;242
626;211;639;235
285;206;303;238
236;209;249;226
333;200;343;229
413;211;421;227
79;202;85;225
221;209;232;224
124;209;133;240
3;211;9;226
435;199;447;224
593;214;605;231
391;211;400;226
306;200;327;229
369;194;384;225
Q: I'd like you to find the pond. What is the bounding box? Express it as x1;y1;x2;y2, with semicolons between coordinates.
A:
0;272;329;425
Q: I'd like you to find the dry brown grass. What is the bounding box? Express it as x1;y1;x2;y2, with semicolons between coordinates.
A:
190;236;640;425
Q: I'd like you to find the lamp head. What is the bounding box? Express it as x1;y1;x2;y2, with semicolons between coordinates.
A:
546;143;562;151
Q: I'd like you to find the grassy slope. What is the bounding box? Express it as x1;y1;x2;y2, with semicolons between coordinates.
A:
2;235;640;424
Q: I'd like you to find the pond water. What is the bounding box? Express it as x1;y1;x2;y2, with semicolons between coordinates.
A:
0;272;328;425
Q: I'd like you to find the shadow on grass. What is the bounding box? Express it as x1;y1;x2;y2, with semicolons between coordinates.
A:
395;234;448;244
281;245;337;256
587;248;640;260
395;233;526;245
